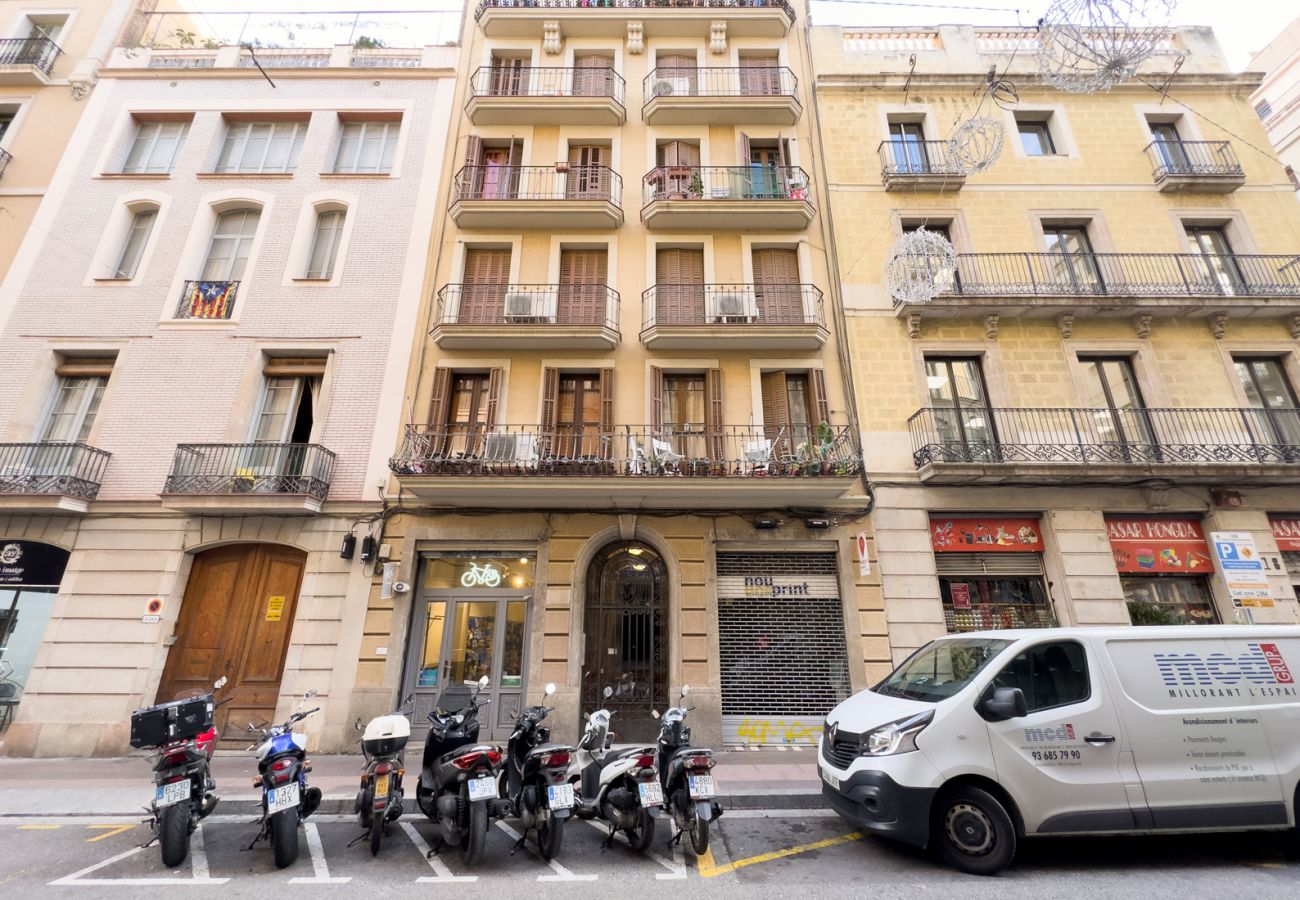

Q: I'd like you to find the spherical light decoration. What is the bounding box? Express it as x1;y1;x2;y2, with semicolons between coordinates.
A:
1038;0;1177;94
947;117;1005;175
884;228;958;304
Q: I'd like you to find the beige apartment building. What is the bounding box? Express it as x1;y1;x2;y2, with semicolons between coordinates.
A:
815;24;1300;663
366;0;876;749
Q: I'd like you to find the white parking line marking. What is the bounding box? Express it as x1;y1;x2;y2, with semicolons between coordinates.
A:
48;836;230;886
582;819;686;879
402;821;479;883
495;820;597;882
191;824;213;880
288;821;351;884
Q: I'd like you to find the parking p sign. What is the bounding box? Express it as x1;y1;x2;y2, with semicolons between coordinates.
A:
1209;531;1274;608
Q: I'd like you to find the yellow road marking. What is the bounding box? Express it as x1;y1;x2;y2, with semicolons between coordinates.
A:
698;831;861;878
86;824;135;842
17;824;61;830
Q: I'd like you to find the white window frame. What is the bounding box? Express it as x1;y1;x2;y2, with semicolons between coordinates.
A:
214;120;307;174
200;208;262;282
122;119;189;174
112;207;158;279
35;375;106;444
305;209;346;279
332;120;400;174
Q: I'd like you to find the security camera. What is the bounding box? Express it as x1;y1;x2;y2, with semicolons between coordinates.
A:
393;581;411;594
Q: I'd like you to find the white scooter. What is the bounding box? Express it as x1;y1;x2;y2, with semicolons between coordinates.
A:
569;685;662;852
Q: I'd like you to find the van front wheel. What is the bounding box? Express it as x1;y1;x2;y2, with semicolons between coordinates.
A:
932;786;1016;876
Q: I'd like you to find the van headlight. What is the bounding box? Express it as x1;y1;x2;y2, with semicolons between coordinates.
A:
861;711;933;756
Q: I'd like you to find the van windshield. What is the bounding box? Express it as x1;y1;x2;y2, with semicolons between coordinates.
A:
874;638;1012;703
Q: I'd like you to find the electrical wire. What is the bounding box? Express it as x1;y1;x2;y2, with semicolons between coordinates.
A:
812;0;1022;11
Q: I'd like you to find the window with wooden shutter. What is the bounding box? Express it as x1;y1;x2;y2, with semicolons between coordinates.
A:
566;144;609;199
558;248;607;324
598;368;614;435
651;365;664;430
705;367;724;459
461;248;510;324
461;135;484;198
573;54;613;97
752;248;801;324
427;367;453;454
739;54;780;96
810;368;831;426
655;247;705;325
54;356;116;378
486;368;502;428
541;367;560;434
760;371;794;456
263;356;328;377
489;56;526;96
656;54;698;95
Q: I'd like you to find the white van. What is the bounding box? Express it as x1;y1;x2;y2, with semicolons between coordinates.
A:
818;626;1300;874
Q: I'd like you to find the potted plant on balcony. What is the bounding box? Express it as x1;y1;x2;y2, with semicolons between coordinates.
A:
687;168;704;199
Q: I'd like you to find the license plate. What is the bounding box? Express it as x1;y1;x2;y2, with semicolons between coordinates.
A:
266;783;299;815
688;774;716;799
547;783;575;809
155;780;191;808
374;774;389;799
467;776;498;801
638;781;664;806
822;769;840;791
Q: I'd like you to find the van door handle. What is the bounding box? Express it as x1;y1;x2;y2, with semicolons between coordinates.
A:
1084;733;1116;745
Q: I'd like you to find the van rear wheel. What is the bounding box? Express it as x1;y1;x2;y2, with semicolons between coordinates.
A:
932;786;1016;876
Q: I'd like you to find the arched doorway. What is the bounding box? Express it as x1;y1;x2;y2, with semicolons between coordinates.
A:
581;541;668;741
156;544;306;739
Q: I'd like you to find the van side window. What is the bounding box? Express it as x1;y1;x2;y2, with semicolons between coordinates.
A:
991;641;1089;712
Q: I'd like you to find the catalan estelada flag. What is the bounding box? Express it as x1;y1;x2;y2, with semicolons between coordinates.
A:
186;281;236;319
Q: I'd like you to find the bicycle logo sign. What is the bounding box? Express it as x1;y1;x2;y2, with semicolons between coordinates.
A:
460;562;502;588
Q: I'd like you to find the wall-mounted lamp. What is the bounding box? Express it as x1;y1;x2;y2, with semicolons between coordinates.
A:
339;533;356;560
360;535;377;562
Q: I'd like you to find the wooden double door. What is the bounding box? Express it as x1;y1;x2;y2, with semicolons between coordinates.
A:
156;544;307;740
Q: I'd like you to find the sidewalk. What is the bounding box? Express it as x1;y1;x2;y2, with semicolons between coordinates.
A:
0;749;824;817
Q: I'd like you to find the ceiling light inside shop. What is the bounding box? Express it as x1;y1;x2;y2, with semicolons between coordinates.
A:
627;547;644;556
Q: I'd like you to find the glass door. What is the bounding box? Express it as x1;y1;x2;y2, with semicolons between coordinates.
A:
1186;226;1243;295
0;587;58;732
1150;122;1189;172
925;357;996;461
1079;357;1155;462
1234;357;1300;453
1043;226;1102;293
888;121;928;173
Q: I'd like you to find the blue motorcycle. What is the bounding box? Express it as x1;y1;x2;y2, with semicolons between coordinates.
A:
245;690;323;868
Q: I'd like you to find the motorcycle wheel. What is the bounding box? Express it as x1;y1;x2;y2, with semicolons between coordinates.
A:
158;803;190;868
625;806;655;852
461;799;488;865
369;817;384;856
271;809;300;869
537;814;564;861
689;811;710;855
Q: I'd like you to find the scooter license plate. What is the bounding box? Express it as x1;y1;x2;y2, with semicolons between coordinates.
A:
266;783;299;815
688;774;716;799
374;774;390;799
467;776;498;801
155;780;191;808
547;783;575;810
638;781;664;806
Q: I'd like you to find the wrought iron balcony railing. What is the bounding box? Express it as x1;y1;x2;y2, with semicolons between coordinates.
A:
1144;140;1243;180
0;148;11;180
0;36;61;76
0;442;110;501
909;406;1300;468
162;443;335;500
878;140;964;177
642;165;810;204
474;0;796;22
641;283;824;328
469;65;626;103
392;424;860;478
435;283;620;329
176;280;240;320
453;165;622;204
643;66;798;100
925;252;1300;300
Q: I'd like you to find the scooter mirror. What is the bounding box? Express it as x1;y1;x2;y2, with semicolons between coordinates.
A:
652;710;660;719
603;686;614;699
544;682;556;698
681;685;690;698
213;676;228;690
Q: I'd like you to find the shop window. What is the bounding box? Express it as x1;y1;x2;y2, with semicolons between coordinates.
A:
991;641;1089;712
1122;576;1219;625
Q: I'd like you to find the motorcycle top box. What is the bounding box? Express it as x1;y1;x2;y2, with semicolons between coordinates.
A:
130;697;214;749
362;713;411;757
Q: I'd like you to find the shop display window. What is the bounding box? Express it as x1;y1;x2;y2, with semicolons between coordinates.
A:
1122;576;1218;625
940;576;1056;633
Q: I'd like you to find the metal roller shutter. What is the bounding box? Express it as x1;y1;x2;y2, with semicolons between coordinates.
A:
934;551;1044;576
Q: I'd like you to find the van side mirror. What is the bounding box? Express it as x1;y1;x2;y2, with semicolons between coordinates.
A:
980;686;1028;721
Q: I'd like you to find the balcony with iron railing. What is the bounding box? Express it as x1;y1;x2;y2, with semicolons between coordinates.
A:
641;165;813;230
450;165;624;229
878;140;966;191
390;422;860;507
175;280;240;321
1144;140;1245;193
0;36;61;83
433;283;621;349
0;442;111;513
467;66;627;124
473;0;795;40
161;443;336;513
642;67;800;125
909;405;1300;484
640;283;827;349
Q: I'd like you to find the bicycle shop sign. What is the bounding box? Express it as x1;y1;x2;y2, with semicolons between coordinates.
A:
0;541;70;588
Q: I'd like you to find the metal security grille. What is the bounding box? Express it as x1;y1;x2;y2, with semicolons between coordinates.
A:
935;551;1043;576
716;552;850;746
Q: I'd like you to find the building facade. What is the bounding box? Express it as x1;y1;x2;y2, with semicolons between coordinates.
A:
815;24;1300;664
0;34;458;755
367;0;878;750
1250;14;1300;194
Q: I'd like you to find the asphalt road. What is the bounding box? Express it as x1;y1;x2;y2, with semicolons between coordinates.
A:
1;809;1295;898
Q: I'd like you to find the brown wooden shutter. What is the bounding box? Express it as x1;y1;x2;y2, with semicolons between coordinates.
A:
810;368;831;425
656;248;704;325
777;137;788;169
650;366;664;430
463;135;482;167
55;357;116;378
428;367;452;425
462;135;484;198
462;248;510;323
761;370;791;455
558;249;606;324
598;368;614;434
263;356;327;377
573;54;611;96
705;367;724;459
540;368;559;433
486;368;503;428
740;132;751;164
753;248;801;324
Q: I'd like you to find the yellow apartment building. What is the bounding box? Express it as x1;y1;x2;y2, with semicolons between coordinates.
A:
815;24;1300;663
363;0;881;748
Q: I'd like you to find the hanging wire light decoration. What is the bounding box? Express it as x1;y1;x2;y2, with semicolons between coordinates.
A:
1037;0;1177;94
947;116;1006;175
884;227;958;304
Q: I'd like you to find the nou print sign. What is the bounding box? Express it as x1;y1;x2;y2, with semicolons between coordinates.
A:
1269;516;1300;552
930;517;1044;553
1105;516;1214;574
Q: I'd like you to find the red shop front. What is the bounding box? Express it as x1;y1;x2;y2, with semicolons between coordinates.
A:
1269;516;1300;602
1105;515;1218;625
930;515;1055;633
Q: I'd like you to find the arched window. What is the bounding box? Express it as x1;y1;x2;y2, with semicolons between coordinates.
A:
305;208;346;279
112;205;158;279
201;208;261;282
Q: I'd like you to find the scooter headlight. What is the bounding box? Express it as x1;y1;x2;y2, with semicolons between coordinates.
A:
861;711;933;757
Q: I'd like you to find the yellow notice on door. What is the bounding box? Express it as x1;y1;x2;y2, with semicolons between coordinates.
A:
265;595;286;621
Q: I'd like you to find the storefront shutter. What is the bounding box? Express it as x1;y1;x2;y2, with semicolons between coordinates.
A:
935;552;1044;576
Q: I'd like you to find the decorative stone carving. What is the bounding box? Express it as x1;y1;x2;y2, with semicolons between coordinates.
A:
542;21;562;55
1142;483;1171;509
1288;314;1300;340
1056;313;1074;340
1208;313;1228;340
69;79;93;101
626;21;643;54
618;514;636;541
1132;313;1152;339
710;21;727;54
905;313;922;339
984;313;999;339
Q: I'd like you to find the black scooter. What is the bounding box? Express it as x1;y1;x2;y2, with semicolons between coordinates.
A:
653;685;723;854
500;683;575;860
352;692;414;855
415;675;505;865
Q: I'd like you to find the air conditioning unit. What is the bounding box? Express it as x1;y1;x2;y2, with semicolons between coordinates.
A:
713;291;751;323
651;77;693;98
504;292;538;321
